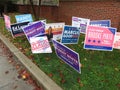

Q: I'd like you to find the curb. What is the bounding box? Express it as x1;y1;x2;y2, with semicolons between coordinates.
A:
0;33;63;90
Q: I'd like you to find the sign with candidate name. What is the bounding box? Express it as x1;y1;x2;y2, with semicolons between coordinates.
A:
84;25;116;51
90;20;111;27
53;40;81;73
30;36;52;53
61;25;80;44
15;14;33;23
113;32;120;49
72;16;90;34
23;21;45;42
11;22;29;37
4;15;11;30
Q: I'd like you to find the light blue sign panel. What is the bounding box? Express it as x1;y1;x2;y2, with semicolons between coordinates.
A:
15;14;33;23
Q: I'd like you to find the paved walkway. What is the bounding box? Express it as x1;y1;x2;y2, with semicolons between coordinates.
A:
0;45;35;90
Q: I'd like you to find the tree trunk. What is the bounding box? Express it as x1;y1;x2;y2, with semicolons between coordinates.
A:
4;3;7;14
29;0;37;21
37;0;41;20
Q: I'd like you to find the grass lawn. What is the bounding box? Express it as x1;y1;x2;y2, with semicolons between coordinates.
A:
0;13;120;90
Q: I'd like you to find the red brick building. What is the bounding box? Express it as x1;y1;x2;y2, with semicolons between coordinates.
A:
17;0;120;31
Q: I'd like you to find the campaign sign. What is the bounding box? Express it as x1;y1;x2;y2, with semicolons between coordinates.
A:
29;19;46;25
45;23;65;41
30;36;52;53
4;15;11;30
72;16;90;34
113;32;120;49
11;22;29;37
61;25;80;44
15;14;33;23
23;21;45;42
90;20;111;27
53;40;81;73
84;25;116;51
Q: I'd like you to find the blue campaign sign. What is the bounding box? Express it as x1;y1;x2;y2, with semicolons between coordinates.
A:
53;40;81;73
90;20;111;27
15;14;33;23
23;21;45;42
61;25;80;44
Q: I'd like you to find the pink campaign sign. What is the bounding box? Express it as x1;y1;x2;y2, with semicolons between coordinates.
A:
84;25;116;51
113;32;120;49
4;15;11;30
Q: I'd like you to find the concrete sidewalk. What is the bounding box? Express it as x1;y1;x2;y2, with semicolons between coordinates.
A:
0;45;34;90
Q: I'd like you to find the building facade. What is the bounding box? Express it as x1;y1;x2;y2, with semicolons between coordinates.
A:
17;0;120;31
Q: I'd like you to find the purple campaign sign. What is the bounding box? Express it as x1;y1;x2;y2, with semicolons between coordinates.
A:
52;40;81;73
23;21;45;42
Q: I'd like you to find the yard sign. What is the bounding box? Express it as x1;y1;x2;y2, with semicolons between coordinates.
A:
84;25;116;51
53;40;81;73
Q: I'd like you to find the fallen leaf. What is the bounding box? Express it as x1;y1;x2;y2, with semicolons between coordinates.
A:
34;86;42;90
117;83;120;87
115;68;119;71
77;78;81;83
16;64;20;69
84;58;87;61
46;57;51;61
61;78;66;84
48;73;53;78
8;60;13;63
13;85;18;89
59;73;64;78
5;71;9;74
22;75;27;80
17;75;22;79
80;83;84;87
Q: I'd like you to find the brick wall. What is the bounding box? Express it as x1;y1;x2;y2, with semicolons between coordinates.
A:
17;1;120;31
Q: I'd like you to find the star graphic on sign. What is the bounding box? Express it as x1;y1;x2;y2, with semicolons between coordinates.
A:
88;39;91;42
93;40;96;43
98;40;101;43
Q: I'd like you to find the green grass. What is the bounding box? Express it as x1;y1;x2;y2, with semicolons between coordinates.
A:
0;13;120;90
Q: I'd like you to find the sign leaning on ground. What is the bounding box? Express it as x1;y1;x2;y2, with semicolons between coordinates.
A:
72;16;90;34
53;40;81;73
90;20;111;27
113;32;120;49
3;15;11;30
30;36;52;53
10;21;29;37
41;0;59;6
15;14;33;23
22;21;45;42
61;25;80;44
84;25;117;51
